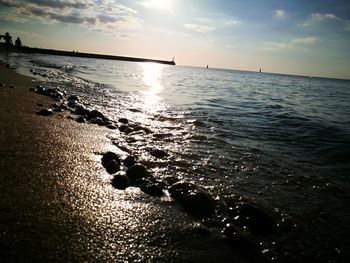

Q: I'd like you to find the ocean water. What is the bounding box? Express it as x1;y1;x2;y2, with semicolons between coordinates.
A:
2;53;350;262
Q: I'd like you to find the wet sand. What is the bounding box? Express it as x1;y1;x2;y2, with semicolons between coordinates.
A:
0;65;245;262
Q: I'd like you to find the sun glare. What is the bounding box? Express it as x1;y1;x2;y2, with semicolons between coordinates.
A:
143;0;172;10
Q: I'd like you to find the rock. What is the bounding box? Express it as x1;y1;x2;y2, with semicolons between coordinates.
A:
106;124;117;130
9;85;15;89
67;95;79;101
76;116;86;123
123;156;137;168
36;108;53;116
137;178;164;197
67;99;80;108
118;118;129;124
105;159;120;174
89;117;105;126
227;202;275;235
163;176;181;186
101;152;121;168
168;181;216;218
128;108;142;113
149;148;169;159
131;124;152;134
126;163;151;185
88;110;106;121
74;106;90;117
222;223;252;250
111;172;130;190
118;125;133;134
37;103;44;107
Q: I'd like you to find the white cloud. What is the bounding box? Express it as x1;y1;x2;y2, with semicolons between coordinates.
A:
264;36;317;51
275;9;286;18
303;13;350;31
184;23;215;33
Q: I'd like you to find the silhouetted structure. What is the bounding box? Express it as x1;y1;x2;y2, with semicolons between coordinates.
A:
15;37;22;54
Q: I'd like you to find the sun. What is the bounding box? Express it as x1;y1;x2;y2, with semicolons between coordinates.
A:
143;0;172;10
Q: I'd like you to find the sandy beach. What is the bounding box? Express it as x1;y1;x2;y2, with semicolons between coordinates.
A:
0;65;247;262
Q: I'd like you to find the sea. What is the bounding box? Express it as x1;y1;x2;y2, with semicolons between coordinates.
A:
2;53;350;262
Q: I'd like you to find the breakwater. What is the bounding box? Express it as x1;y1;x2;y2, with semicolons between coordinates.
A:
20;46;176;65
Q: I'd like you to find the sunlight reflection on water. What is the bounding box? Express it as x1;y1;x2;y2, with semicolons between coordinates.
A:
139;63;165;113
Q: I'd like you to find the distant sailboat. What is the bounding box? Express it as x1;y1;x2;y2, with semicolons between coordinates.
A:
259;68;262;73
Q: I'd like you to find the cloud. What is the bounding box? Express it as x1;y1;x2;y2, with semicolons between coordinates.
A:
184;23;215;33
303;13;350;31
264;36;317;51
274;10;286;18
0;0;143;36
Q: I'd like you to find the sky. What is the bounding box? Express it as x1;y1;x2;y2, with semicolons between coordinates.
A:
0;0;350;79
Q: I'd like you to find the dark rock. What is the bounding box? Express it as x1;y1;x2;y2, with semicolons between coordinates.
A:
74;106;90;116
111;172;130;190
132;124;152;134
149;148;169;159
9;85;15;89
168;180;216;218
163;176;181;186
106;124;117;130
118;125;133;134
68;95;79;101
67;115;75;120
36;108;53;116
101;152;121;168
105;159;120;174
128;108;142;113
118;118;129;124
37;103;44;107
67;99;80;108
89;117;105;126
88;109;106;120
123;155;137;168
126;163;151;185
227;202;276;235
222;223;252;250
76;116;86;123
137;178;164;197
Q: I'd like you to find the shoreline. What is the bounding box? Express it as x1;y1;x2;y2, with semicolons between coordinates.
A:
0;65;249;262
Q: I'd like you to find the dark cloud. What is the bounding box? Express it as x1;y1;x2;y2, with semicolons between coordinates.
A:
27;0;88;9
0;0;22;7
98;14;117;23
49;13;85;24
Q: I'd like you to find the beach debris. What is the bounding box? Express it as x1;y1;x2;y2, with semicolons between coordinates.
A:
36;108;53;116
101;151;121;174
168;180;216;218
149;148;169;159
111;172;130;190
